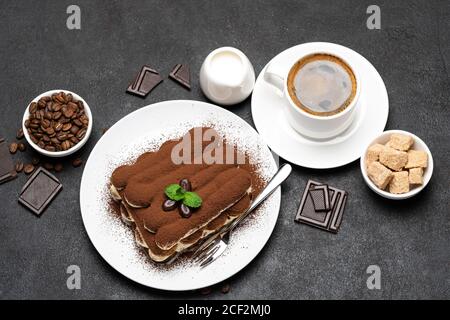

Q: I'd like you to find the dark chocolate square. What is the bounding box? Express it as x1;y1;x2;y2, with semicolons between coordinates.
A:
18;167;62;216
126;65;163;97
0;137;17;184
309;184;330;211
295;180;347;233
169;64;191;89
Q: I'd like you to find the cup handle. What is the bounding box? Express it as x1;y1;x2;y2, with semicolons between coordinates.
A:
263;61;286;94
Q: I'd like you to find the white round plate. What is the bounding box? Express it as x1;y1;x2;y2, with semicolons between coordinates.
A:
251;42;389;169
80;100;280;291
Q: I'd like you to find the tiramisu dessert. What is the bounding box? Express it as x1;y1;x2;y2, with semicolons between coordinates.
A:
109;127;264;263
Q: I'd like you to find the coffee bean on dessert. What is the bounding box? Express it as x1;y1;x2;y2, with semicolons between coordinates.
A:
72;158;83;167
54;163;63;172
162;199;177;211
179;203;192;218
16;128;24;140
24;164;35;174
180;178;191;191
15;161;24;173
18;143;26;152
44;162;54;171
9;142;18;154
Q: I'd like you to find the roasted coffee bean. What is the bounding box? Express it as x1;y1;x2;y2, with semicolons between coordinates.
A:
45;127;55;135
61;140;71;150
16;128;24;139
66;93;73;102
54;163;63;172
29;102;37;113
162;199;177;211
33;132;43;139
70;137;79;144
57;133;68;141
179;178;192;191
38;99;46;109
52;111;62;120
62;106;74;118
18;143;26;152
53;103;62;112
30;135;38;144
38;140;45;149
15;161;24;173
221;284;230;294
42;96;51;102
24;120;30;128
62;123;72;131
67;102;78;110
24;164;35;174
200;287;212;295
9;142;18;154
41;119;51;129
70;125;79;134
31;157;40;165
54;122;63;132
179;204;192;218
50;137;60;145
73;119;83;127
72;158;83;167
77;100;84;109
55;93;65;103
43;135;50;142
76;128;87;140
43;162;54;170
45;145;56;152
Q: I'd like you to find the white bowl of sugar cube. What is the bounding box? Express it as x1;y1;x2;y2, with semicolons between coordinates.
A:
360;130;433;200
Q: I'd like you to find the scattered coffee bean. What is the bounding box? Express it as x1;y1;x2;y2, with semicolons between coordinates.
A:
221;284;230;294
31;157;40;165
180;178;192;192
25;91;89;153
9;142;18;154
18;143;26;152
200;287;212;295
24;164;35;174
54;163;63;172
16;128;24;140
72;158;83;167
179;203;192;218
15;161;24;173
43;162;54;171
162;199;177;211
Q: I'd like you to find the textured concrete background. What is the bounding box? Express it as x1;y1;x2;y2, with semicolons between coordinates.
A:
0;0;449;299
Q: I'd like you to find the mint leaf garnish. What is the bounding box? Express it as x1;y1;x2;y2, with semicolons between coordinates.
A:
183;191;202;208
165;184;185;201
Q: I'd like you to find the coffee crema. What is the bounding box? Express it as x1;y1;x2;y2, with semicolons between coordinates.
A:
287;53;357;117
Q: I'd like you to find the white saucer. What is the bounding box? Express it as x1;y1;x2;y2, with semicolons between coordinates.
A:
251;42;389;169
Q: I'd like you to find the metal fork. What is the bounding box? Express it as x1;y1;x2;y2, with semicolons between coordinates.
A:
193;163;292;267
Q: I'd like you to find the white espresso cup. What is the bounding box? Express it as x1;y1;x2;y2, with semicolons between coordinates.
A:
264;50;361;139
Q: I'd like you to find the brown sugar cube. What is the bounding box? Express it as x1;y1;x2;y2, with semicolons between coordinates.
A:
386;133;414;151
367;161;393;190
379;147;408;171
366;143;386;167
389;171;410;194
409;167;423;185
405;150;428;169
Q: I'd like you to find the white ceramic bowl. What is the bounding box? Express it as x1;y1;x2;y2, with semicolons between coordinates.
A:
23;89;93;158
360;130;433;200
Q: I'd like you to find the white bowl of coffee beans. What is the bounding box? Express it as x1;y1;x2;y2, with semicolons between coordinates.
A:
23;89;93;157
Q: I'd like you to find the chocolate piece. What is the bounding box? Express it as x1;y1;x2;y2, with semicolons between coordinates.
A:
126;65;163;97
0;138;17;184
18;167;62;216
169;64;191;89
295;180;347;233
309;184;330;211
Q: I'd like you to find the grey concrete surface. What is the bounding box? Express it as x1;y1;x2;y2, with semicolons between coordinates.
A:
0;0;449;300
